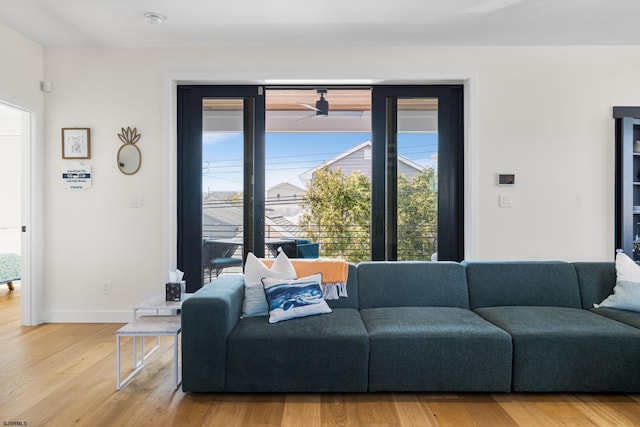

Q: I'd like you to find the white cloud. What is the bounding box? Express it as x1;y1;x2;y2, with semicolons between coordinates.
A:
203;132;242;145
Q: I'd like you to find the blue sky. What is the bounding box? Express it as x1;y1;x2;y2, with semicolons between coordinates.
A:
202;132;437;192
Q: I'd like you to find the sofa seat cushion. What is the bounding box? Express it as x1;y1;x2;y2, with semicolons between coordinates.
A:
360;307;512;392
475;306;640;392
591;307;640;329
226;308;369;392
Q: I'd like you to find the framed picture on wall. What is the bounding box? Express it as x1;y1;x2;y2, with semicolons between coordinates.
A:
62;128;91;159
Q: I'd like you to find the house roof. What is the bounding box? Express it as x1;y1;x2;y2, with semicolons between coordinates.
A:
299;140;424;183
267;182;306;193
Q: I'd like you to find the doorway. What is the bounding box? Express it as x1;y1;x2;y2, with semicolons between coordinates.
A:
0;101;37;325
0;103;23;318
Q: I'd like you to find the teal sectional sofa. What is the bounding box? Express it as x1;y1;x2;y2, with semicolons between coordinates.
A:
181;260;640;393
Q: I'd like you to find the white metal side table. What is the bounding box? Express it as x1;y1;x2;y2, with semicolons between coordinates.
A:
133;293;191;319
116;316;182;390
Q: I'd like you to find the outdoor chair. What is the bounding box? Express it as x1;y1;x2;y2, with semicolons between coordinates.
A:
202;240;243;281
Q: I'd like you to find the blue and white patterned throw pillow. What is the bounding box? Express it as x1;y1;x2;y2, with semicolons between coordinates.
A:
242;251;297;318
262;273;332;323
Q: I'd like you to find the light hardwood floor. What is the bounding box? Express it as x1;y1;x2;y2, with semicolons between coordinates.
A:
2;285;640;426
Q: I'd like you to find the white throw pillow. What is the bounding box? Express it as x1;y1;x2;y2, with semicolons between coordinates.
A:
595;252;640;311
242;251;297;318
262;273;332;323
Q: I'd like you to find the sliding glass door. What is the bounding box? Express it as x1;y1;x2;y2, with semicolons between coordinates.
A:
177;86;265;291
178;84;463;291
372;86;464;261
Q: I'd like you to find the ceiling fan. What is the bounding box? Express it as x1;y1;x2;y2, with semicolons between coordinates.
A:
297;89;329;120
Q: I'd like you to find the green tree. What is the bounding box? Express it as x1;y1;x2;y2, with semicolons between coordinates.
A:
397;169;438;260
299;167;438;263
299;167;371;262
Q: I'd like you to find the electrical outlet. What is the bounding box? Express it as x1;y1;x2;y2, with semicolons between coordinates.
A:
103;281;112;295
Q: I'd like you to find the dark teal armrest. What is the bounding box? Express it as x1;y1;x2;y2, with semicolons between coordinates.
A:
181;274;244;392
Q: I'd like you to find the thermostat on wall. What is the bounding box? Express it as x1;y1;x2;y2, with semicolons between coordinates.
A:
498;174;515;186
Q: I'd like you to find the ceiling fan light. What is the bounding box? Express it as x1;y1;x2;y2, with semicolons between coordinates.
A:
315;97;329;116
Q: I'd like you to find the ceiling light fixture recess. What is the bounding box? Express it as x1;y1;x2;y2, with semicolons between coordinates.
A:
144;12;166;24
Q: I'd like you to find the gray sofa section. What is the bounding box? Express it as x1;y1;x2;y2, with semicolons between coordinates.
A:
358;262;512;392
181;264;364;393
466;261;640;392
181;260;640;393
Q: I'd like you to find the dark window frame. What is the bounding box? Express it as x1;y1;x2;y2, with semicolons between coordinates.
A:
177;84;463;291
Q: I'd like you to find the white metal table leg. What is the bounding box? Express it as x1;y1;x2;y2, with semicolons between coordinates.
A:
174;334;180;387
116;335;121;390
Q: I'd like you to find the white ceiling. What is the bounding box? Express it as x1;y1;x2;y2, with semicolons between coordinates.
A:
1;0;639;48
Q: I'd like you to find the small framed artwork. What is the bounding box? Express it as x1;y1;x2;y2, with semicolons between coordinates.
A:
62;128;91;159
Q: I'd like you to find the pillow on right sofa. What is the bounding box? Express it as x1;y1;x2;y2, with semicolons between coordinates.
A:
595;252;640;312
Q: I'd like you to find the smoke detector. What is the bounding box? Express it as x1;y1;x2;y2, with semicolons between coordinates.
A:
144;12;166;24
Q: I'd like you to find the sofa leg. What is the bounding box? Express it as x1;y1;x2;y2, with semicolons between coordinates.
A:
7;281;14;291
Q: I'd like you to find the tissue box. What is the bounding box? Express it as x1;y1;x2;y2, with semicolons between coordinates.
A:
166;282;182;301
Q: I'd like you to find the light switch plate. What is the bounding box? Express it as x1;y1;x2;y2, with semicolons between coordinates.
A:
499;194;513;208
128;195;142;208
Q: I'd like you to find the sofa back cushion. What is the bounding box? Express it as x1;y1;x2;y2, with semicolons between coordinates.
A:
573;262;616;309
357;261;469;309
464;261;582;309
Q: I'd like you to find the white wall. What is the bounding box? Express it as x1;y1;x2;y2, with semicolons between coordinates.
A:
37;45;640;322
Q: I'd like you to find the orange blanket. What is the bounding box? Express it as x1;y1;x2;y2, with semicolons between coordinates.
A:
261;258;349;284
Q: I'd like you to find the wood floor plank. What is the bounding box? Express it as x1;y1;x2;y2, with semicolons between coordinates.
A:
495;393;566;426
3;287;640;426
394;394;440;427
282;393;322;427
241;394;286;426
530;394;599;426
571;394;640;427
321;393;362;427
422;394;486;427
353;393;401;426
197;394;249;427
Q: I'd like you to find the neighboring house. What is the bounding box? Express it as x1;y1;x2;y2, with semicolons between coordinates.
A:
267;182;304;202
299;140;424;186
202;192;243;239
266;182;306;218
203;191;299;240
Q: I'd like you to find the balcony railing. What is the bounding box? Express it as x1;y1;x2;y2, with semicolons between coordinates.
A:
203;224;437;264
